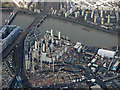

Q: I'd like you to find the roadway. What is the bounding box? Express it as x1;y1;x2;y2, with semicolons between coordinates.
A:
9;39;31;88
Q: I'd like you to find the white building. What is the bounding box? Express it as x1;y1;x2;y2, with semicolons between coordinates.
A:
74;42;82;49
97;49;116;58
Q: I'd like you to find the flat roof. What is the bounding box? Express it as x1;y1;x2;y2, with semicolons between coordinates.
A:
97;49;115;58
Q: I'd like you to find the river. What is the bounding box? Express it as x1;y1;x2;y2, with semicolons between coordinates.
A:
1;11;118;48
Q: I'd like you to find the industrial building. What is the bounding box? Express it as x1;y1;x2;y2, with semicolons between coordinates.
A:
24;28;120;88
97;49;116;58
0;25;21;53
24;29;72;73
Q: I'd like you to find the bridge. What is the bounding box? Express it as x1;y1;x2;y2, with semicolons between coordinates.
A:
4;9;18;25
1;3;53;88
2;11;48;60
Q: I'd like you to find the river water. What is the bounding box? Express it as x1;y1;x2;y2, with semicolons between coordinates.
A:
1;11;118;48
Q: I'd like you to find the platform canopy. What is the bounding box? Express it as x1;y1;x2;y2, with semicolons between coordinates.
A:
97;49;115;58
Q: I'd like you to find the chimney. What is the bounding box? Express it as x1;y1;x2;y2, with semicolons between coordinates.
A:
58;32;61;39
35;41;37;50
42;43;45;53
51;29;53;37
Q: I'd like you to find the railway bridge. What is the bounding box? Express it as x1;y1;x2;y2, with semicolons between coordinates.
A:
4;9;18;25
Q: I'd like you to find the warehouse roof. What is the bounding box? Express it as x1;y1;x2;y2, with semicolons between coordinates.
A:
97;49;115;58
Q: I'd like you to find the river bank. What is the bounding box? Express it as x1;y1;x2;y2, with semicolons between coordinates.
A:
48;15;119;36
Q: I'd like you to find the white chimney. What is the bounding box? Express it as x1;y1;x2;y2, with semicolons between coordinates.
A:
58;32;61;39
35;41;37;49
51;29;53;37
42;43;45;52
